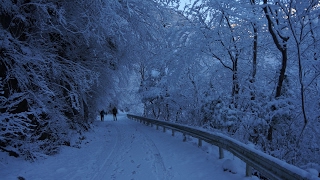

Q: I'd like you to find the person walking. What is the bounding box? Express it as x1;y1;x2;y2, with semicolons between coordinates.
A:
100;110;105;121
112;107;118;121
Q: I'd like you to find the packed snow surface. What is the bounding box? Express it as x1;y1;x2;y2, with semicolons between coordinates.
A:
0;114;258;180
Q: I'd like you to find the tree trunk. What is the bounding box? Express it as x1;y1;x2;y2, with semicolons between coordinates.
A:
232;59;239;106
250;22;258;100
249;0;258;101
287;8;310;136
263;0;289;98
263;0;289;141
275;48;288;98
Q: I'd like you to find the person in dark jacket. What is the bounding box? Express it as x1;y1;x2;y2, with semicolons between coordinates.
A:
112;107;118;121
100;110;105;121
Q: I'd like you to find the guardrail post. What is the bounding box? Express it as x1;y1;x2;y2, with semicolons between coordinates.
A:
246;164;252;177
163;126;166;132
183;133;187;142
172;129;175;136
219;147;224;159
156;125;159;130
198;138;202;147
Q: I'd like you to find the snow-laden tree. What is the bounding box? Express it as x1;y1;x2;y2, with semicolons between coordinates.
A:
136;0;320;168
0;0;134;160
204;0;318;167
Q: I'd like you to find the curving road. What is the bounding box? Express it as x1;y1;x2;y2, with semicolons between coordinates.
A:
88;114;247;180
92;116;173;180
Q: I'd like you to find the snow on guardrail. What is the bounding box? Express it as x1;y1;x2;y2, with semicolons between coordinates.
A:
127;114;319;180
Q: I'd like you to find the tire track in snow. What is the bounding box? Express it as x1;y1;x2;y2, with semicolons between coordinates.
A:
91;118;172;180
108;128;132;180
96;120;137;180
91;123;123;180
62;122;122;180
134;123;173;180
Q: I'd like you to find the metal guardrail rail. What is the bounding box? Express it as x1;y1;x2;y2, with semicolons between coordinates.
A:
127;114;318;180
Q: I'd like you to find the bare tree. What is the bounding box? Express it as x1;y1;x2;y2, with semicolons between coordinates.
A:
262;0;290;141
286;0;320;136
263;0;290;99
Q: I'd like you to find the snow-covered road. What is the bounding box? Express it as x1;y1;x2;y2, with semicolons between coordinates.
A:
0;114;257;180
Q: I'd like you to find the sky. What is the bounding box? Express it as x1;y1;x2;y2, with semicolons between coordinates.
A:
0;114;260;180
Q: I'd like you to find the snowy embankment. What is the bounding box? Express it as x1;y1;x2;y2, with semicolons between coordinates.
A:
0;114;258;180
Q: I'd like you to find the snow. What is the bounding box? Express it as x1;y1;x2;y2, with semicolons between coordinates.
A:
222;159;239;174
189;126;318;179
307;169;320;177
0;113;260;180
151;69;161;77
128;114;320;180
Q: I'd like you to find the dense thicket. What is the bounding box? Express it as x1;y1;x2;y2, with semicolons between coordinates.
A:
0;0;162;160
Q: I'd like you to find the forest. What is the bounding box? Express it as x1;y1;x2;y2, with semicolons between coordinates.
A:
0;0;319;171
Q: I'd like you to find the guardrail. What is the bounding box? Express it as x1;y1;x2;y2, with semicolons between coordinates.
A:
127;114;318;180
